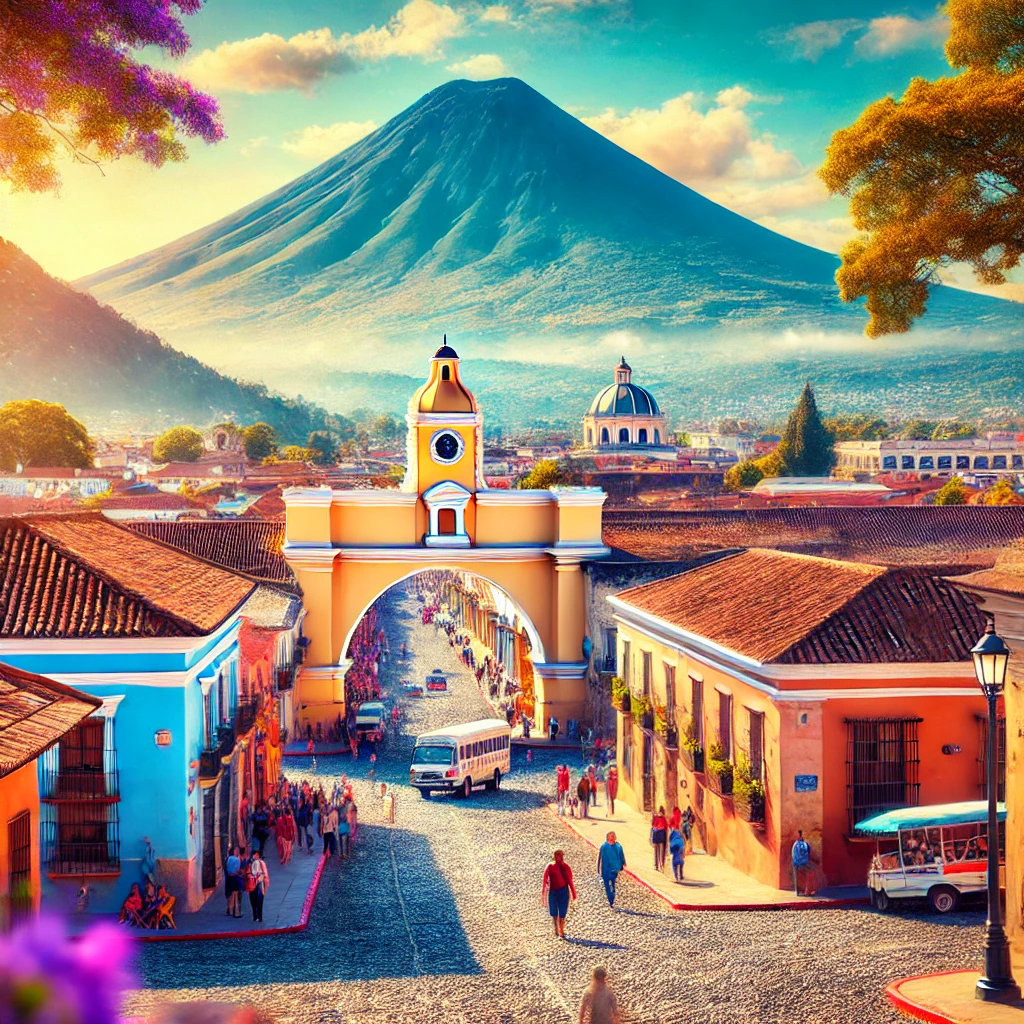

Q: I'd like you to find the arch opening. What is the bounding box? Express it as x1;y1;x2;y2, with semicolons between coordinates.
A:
618;427;630;443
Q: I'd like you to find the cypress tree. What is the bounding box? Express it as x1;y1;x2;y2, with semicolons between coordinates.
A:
781;382;834;476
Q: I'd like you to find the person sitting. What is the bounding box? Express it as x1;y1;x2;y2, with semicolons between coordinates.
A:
119;883;143;925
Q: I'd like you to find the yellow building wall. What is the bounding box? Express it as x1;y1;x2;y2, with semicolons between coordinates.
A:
556;504;604;545
0;760;41;919
330;502;418;546
416;425;478;494
285;502;331;545
475;501;556;546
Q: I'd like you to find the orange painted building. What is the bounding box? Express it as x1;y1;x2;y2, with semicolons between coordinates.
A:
610;549;990;889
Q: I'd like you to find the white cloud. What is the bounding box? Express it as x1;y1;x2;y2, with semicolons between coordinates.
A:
240;136;269;158
186;28;358;94
446;53;509;79
282;121;379;161
706;173;830;217
582;90;800;185
527;0;624;8
344;0;464;61
186;1;465;93
479;5;512;22
772;18;862;61
854;14;949;58
755;214;856;254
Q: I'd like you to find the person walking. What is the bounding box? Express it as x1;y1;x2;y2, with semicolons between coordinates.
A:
541;849;577;939
650;806;668;871
577;773;591;819
549;716;560;742
578;966;623;1024
557;765;571;816
587;763;598;808
225;845;242;918
681;804;695;854
337;804;351;858
251;803;270;857
605;764;618;815
596;831;626;908
247;850;269;924
295;798;311;853
276;805;296;865
322;804;338;858
792;829;812;895
669;827;685;882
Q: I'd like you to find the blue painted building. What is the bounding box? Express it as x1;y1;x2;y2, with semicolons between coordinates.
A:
0;513;302;914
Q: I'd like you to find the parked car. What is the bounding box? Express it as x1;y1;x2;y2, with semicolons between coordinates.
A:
403;681;424;697
425;669;448;692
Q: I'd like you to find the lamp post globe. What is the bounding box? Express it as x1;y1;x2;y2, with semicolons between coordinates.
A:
971;621;1020;1003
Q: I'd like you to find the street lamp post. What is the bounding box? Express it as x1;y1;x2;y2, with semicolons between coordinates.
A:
972;621;1021;1003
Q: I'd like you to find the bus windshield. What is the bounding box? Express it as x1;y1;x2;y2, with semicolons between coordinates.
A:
413;744;455;766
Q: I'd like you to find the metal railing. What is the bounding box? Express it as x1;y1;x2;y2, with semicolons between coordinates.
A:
40;803;120;876
234;698;259;738
199;728;236;778
39;768;119;802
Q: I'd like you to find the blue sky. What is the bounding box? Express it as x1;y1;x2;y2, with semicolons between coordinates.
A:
0;0;955;279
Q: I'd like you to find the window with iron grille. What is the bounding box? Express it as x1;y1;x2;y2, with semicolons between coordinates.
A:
622;726;633;784
602;628;617;672
7;810;32;921
664;664;676;720
718;692;733;760
39;717;120;876
976;714;1007;801
746;709;765;783
845;718;922;832
622;640;631;685
642;651;652;697
691;678;704;748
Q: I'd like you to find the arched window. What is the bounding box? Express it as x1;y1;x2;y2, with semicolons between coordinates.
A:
601;427;610;444
441;365;451;381
654;429;660;445
437;508;456;535
618;427;630;443
638;428;648;444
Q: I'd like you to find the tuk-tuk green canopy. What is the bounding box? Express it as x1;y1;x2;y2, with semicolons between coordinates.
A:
854;801;1007;837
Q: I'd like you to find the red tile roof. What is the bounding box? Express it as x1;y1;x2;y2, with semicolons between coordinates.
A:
613;548;984;665
0;513;256;637
125;519;292;584
948;541;1024;598
604;507;1024;568
0;662;102;777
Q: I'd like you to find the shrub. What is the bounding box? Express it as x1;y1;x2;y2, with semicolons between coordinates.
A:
706;742;733;779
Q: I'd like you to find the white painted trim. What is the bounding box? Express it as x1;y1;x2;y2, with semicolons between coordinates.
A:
773;687;983;702
330;489;419;505
333;546;550;563
546;545;611;560
48;672;189;689
283;546;338;571
282;486;333;506
424;534;472;548
714;684;732;696
90;694;126;717
475;490;554;506
412;412;481;426
550;487;608;507
689;670;704;683
0;636;201;655
533;661;589;679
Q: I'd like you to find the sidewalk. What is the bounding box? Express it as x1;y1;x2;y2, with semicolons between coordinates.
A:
70;851;325;942
551;798;867;911
887;968;1024;1023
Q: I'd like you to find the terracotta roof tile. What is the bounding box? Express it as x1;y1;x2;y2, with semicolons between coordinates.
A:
0;513;255;637
0;663;101;777
948;540;1024;598
613;549;984;665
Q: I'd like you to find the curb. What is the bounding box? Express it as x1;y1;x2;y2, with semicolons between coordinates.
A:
513;739;583;750
551;808;868;913
282;749;349;758
134;855;327;942
884;972;978;1024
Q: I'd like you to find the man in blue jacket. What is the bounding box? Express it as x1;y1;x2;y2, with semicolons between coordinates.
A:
597;831;627;908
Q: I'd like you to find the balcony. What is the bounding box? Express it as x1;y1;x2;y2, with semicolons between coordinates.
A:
276;664;296;692
199;728;236;779
40;768;119;802
680;745;704;774
234;698;259;738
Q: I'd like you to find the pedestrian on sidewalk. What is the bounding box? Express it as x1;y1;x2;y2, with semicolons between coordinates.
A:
605;765;618;815
549;716;560;742
322;804;338;857
650;806;668;872
577;773;591;819
337;805;351;858
381;783;396;824
587;763;598;808
541;849;577;939
669;827;685;882
347;798;358;842
276;805;296;865
792;830;812;895
596;831;626;908
247;850;269;923
251;803;271;857
682;805;695;854
578;967;622;1024
225;845;242;917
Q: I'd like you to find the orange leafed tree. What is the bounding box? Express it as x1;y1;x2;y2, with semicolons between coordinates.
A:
819;0;1024;337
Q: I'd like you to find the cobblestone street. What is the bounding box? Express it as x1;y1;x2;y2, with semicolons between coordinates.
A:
127;585;988;1024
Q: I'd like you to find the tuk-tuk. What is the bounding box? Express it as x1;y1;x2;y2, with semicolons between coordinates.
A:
425;669;448;692
856;800;1005;914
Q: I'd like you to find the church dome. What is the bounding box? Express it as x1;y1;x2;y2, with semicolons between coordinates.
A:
587;382;660;418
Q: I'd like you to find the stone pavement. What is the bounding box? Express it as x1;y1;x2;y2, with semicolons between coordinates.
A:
887;969;1024;1023
551;796;867;910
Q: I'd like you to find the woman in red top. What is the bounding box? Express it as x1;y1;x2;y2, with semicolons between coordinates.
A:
651;806;669;872
669;805;682;832
541;849;577;938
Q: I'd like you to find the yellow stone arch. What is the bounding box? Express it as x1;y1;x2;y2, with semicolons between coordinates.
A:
283;343;609;736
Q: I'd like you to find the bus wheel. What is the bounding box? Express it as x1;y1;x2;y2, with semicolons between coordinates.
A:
874;890;890;913
488;769;501;792
462;777;473;799
929;886;960;914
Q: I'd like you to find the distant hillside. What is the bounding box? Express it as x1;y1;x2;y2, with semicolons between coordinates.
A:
0;238;331;438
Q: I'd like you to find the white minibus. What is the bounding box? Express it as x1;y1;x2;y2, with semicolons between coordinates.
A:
410;719;512;798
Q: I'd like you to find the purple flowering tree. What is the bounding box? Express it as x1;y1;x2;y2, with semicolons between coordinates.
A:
0;1;224;193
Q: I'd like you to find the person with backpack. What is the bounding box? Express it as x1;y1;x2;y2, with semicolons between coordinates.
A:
792;829;812;895
541;849;577;939
247;850;270;923
577;773;591;819
596;831;626;908
669;827;686;882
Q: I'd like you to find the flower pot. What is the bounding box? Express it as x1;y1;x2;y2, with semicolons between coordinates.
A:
707;767;733;797
734;792;765;823
680;746;704;773
612;692;631;715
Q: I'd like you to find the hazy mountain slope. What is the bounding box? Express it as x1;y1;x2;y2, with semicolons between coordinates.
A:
0;238;332;437
80;77;1023;344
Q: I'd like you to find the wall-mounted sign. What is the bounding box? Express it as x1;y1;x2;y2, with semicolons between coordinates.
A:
794;774;818;793
154;729;172;747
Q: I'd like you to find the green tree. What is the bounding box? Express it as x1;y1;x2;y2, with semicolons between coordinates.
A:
241;422;277;462
825;414;890;441
278;445;313;462
780;383;834;476
307;431;337;466
153;425;204;463
981;478;1022;504
897;419;938;441
934;475;969;505
673;430;692;447
724;460;765;491
820;0;1024;336
0;399;94;470
370;413;402;443
518;459;569;489
931;419;978;440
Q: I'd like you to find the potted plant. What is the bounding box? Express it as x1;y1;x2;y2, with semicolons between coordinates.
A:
705;741;733;797
610;676;630;714
631;693;653;730
733;752;765;823
679;716;702;770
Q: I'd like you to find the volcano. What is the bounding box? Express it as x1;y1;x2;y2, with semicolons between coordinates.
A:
78;77;1024;348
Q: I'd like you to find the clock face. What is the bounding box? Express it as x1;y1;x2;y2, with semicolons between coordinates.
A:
430;429;464;465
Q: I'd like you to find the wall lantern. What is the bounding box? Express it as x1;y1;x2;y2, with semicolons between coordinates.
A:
154;729;172;747
941;744;962;756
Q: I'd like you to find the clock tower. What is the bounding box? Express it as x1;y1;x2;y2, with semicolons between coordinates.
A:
403;340;485;546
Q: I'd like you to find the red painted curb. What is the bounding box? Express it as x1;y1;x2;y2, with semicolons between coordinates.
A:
550;807;868;913
884;971;979;1024
134;855;327;943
